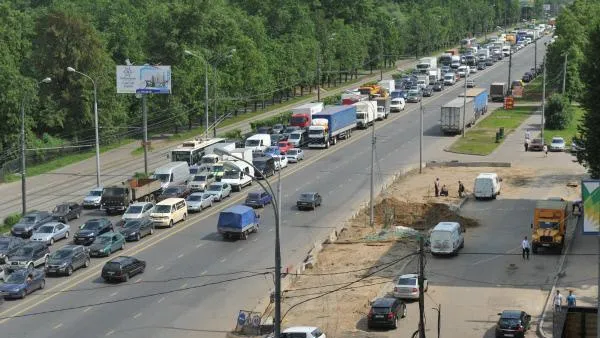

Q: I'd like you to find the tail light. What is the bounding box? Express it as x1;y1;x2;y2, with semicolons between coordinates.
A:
368;309;374;318
387;312;394;319
412;288;418;293
517;324;524;332
394;287;399;292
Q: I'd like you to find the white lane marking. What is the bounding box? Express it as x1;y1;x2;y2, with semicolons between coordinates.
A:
252;238;258;242
268;228;274;232
134;278;142;283
110;291;119;297
284;194;289;198
133;312;142;319
157;297;165;304
177;254;184;259
156;265;164;271
236;247;244;252
220;258;227;263
105;330;115;336
53;323;63;330
83;307;92;313
196;243;205;248
472;247;520;266
201;270;208;275
180;283;188;289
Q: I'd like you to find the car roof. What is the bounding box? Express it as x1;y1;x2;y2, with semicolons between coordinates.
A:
501;310;523;318
189;192;205;197
22;241;44;248
129;202;152;207
108;256;132;264
301;192;317;195
372;297;397;307
476;173;498;178
40;222;63;227
283;326;319;334
551;137;564;141
58;245;81;251
398;273;418;279
157;198;185;204
433;222;461;231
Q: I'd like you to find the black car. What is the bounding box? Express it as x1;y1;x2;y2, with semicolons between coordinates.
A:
0;236;26;263
495;310;531;338
119;219;155;241
253;156;275;179
432;82;444;92
422;86;433;97
522;72;533;83
271;124;285;134
157;185;191;202
367;297;406;329
477;62;487;70
11;211;53;238
52;202;83;223
297;192;322;210
256;126;272;134
101;256;146;282
74;218;113;246
45;245;90;276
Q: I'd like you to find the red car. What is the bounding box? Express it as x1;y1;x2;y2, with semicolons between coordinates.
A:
278;141;293;154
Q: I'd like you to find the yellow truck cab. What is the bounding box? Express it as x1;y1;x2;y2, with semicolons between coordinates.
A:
531;200;568;254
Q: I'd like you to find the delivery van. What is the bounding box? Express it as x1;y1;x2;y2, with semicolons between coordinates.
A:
473;173;502;200
429;222;465;256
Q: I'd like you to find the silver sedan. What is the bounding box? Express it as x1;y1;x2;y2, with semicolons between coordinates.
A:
30;222;71;246
186;193;215;212
286;149;305;163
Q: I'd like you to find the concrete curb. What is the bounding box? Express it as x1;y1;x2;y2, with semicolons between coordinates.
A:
536;213;579;337
426;161;512;168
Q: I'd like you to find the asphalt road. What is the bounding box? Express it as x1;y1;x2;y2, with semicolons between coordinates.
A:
0;38;550;338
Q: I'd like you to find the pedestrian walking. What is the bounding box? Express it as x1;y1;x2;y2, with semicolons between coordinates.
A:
567;290;577;308
458;181;465;198
543;144;548;157
524;140;529;152
521;236;530;260
553;290;564;312
434;178;440;197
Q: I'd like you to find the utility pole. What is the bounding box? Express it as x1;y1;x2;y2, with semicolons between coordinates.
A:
274;156;283;338
419;99;423;174
316;46;321;102
562;52;568;94
20;98;26;215
142;95;148;175
506;49;513;96
534;38;537;73
204;62;209;139
419;236;426;338
462;72;468;138
541;56;546;140
369;122;375;227
213;65;218;137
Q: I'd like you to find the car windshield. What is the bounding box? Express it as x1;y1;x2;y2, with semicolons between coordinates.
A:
300;193;314;201
96;236;112;244
193;175;206;182
246;140;260;147
289;133;300;140
538;221;559;229
187;195;203;202
163;187;179;194
290;116;307;125
51;249;73;260
208;184;222;191
287;150;298;155
154;173;171;183
21;216;36;223
104;262;121;271
202;194;212;200
154;205;171;213
125;206;143;214
247;193;261;199
397;278;417;286
285;127;299;133
223;171;239;179
14;247;33;257
5;272;27;284
37;225;54;234
89;190;102;197
82;221;102;230
54;205;68;213
499;317;521;329
552;139;563;144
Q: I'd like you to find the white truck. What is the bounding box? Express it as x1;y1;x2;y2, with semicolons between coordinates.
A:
375;97;391;120
244;134;271;152
427;68;441;85
195;142;236;173
416;57;437;73
377;80;395;94
477;49;490;62
221;148;253;162
354;101;377;129
220;160;254;192
450;55;461;69
416;74;429;89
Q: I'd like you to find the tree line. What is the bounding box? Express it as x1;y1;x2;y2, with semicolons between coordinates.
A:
1;0;534;165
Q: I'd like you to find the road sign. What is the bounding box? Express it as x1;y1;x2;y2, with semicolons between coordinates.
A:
582;180;600;234
116;65;171;94
503;96;514;110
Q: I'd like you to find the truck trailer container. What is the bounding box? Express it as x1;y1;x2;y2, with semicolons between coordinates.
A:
490;82;507;102
440;97;475;135
217;205;260;240
458;88;488;120
101;178;162;214
416;57;437;73
290;102;324;129
308;105;357;148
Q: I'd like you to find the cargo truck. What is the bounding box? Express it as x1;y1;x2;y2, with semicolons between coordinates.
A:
375;97;391;120
377;80;395;94
416;57;437;73
458;88;488;120
290;102;324;129
101;178;162;215
428;69;441;85
440;97;475;135
531;200;568;254
217;205;260;240
490;82;507;102
308;105;356;148
354;101;376;129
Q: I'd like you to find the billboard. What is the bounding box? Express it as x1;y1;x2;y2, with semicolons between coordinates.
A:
116;65;171;94
582;180;600;234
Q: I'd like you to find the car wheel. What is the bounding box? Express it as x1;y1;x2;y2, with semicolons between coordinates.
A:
169;220;174;228
66;266;73;276
183;213;187;221
123;273;129;282
136;233;141;241
65;231;69;239
39;279;45;290
392;316;398;329
121;242;125;250
76;212;80;219
150;227;154;235
50;238;54;246
402;305;407;318
20;290;26;299
84;258;90;268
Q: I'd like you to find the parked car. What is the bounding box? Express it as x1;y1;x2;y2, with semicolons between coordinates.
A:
188;173;216;192
528;138;544;151
157;185;191;202
186;192;215;212
82;187;104;208
297;192;322;210
367;297;406;329
45;245;90;276
406;89;422;103
0;236;26;264
280;327;326;338
432;81;444;92
466;79;475;88
119;219;155;241
205;182;232;202
271;124;285;134
31;222;71;246
11;211;53;238
571;139;585;153
495;310;531;338
286;149;304;163
522;72;533;83
422;86;433;97
393;273;428;299
122;202;154;221
74;218;114;246
6;241;49;269
549;137;565;151
52;202;82;223
101;256;146;282
88;232;126;257
0;268;45;299
245;191;272;208
272;154;288;170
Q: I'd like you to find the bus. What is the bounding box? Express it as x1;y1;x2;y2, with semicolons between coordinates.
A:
170;138;228;166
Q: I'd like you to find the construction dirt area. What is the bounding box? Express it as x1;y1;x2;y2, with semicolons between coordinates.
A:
271;164;582;338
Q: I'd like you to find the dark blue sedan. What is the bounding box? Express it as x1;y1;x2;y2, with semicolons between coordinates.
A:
0;268;45;299
244;191;273;208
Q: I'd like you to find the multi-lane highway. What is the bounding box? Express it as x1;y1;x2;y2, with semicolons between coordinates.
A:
0;38;548;338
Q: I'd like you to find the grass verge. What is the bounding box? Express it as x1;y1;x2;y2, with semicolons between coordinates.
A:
448;105;537;155
3;139;135;183
542;106;584;146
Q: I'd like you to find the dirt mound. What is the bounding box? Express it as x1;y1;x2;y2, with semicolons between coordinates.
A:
374;197;479;230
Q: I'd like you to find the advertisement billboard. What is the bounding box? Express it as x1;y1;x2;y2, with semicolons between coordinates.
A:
116;65;171;94
582;180;600;234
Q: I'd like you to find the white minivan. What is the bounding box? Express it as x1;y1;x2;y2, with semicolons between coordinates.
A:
152;161;190;190
245;134;271;153
473;173;502;200
429;222;464;256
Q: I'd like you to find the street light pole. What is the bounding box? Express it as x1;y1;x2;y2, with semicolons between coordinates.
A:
369;122;375;227
66;67;101;187
419;99;423;174
205;61;209;139
462;71;468;138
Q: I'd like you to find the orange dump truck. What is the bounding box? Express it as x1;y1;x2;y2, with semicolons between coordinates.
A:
531;200;568;254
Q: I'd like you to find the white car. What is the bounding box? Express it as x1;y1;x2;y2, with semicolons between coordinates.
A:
549;137;566;151
82;187;104;208
186;193;214;212
280;326;326;338
205;182;232;202
469;65;477;74
122;202;155;221
393;273;428;299
272;154;288;170
30;222;71;246
457;66;468;77
286;149;304;163
390;97;406;112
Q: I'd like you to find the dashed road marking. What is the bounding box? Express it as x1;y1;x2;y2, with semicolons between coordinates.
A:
83;307;92;313
201;270;208;275
105;330;115;336
134;278;142;283
110;291;119;297
157;297;165;304
236;247;244;252
177;254;184;259
156;265;164;271
220;258;227;263
180;283;188;289
53;323;63;330
196;243;205;248
133;312;142;319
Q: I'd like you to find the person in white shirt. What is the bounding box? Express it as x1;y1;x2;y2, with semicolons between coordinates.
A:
553;290;564;312
522;236;530;260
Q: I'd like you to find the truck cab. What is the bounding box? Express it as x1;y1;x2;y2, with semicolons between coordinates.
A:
531;200;568;254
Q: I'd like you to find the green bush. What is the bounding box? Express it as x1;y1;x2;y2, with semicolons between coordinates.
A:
323;94;341;106
3;213;21;227
545;94;574;130
250;112;292;131
223;129;243;140
133;172;149;179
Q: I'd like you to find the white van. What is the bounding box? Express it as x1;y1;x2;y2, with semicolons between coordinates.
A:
473;173;502;200
152;161;190;190
150;198;187;228
220;161;254;192
245;134;271;152
429;222;464;256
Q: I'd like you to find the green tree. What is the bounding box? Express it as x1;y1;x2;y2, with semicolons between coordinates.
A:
544;93;573;130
